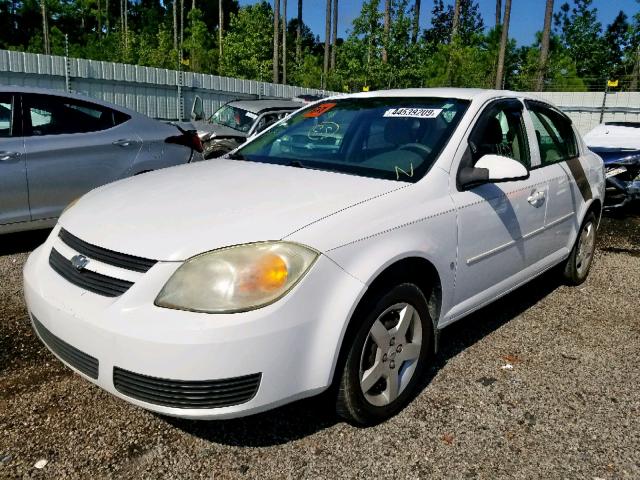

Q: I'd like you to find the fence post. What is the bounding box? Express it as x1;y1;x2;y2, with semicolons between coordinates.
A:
64;34;71;93
599;82;608;124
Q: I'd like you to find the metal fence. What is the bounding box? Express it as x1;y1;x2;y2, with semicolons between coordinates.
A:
0;49;333;121
524;91;640;134
1;49;638;134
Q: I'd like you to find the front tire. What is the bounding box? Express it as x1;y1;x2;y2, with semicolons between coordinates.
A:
563;211;597;285
336;283;432;426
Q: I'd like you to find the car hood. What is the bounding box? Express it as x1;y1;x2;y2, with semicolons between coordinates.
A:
584;124;640;150
60;159;404;261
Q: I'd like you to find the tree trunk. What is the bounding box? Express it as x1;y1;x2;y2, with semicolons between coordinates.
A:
282;0;287;84
323;0;330;84
218;0;223;63
120;0;123;46
192;0;195;10
105;0;109;33
124;0;128;50
173;0;178;50
535;0;554;91
411;0;420;43
630;46;639;91
296;0;302;64
330;0;337;70
382;0;390;63
179;0;184;57
97;0;102;37
273;0;280;83
41;0;50;55
451;0;461;38
494;0;511;89
495;0;501;26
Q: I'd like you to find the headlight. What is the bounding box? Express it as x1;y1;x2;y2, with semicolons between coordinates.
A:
155;242;318;313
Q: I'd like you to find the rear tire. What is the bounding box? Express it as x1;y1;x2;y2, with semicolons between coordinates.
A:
562;211;597;285
335;283;432;426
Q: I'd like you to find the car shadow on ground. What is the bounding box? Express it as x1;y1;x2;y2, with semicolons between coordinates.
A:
165;268;564;447
0;229;51;256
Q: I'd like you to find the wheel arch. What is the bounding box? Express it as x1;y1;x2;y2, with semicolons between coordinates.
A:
329;255;443;388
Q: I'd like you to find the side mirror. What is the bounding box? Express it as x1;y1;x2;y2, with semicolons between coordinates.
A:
476;154;528;181
191;95;204;122
459;154;528;189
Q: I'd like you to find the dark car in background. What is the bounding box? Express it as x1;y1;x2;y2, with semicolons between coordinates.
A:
0;86;202;234
190;97;303;159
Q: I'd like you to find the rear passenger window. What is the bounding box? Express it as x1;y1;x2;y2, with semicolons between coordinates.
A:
0;94;13;137
526;102;577;166
24;94;129;136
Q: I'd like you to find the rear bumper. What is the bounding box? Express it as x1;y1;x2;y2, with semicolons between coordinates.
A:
23;235;365;419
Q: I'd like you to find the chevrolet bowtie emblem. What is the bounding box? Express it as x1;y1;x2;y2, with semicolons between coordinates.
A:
71;254;89;271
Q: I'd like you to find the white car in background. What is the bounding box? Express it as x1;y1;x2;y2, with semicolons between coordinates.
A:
584;121;640;210
24;89;604;425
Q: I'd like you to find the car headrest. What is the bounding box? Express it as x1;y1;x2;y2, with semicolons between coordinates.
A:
483;116;504;145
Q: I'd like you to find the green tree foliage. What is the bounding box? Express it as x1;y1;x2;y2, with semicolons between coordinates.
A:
0;0;638;92
220;1;273;80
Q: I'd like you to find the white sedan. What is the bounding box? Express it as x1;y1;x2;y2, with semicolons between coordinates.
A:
24;89;604;425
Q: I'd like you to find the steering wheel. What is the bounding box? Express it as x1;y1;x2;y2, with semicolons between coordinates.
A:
399;143;432;157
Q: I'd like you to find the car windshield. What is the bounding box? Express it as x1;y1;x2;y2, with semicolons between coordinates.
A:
209;105;257;132
233;97;470;182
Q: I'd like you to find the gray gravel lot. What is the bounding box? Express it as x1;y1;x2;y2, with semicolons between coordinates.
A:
1;214;639;479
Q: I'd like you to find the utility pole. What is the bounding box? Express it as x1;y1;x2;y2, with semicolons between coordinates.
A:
323;0;330;83
273;0;280;83
631;45;640;91
330;0;337;70
219;0;223;64
41;0;50;55
282;0;287;84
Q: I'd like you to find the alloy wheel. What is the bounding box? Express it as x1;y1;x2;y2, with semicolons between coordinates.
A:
358;303;423;407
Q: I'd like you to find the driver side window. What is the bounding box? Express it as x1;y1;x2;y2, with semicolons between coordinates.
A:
471;102;530;169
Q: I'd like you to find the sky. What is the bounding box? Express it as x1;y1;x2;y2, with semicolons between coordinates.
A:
238;0;640;45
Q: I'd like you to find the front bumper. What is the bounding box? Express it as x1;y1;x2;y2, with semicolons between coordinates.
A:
23;230;365;419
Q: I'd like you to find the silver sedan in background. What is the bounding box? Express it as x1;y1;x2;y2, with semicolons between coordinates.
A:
0;86;202;234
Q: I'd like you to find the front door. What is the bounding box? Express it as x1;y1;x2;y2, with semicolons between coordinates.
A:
0;93;29;226
22;93;141;220
449;98;548;319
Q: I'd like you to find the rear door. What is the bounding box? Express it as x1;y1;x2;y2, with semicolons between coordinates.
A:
524;101;582;255
23;93;141;220
0;93;29;225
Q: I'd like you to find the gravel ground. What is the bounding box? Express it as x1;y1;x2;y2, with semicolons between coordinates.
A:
1;213;639;479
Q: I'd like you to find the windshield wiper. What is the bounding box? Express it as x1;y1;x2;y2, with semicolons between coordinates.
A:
226;152;246;160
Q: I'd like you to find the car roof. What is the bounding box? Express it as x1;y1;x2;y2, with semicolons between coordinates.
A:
226;99;304;113
0;85;141;116
325;88;548;104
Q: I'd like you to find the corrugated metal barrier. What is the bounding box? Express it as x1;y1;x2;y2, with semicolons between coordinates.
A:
1;49;638;133
0;49;334;121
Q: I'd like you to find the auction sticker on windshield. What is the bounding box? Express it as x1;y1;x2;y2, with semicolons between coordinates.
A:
304;103;337;118
383;108;443;118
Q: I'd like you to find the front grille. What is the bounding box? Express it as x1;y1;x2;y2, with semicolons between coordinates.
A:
49;248;133;297
32;315;99;379
113;367;261;409
59;228;157;273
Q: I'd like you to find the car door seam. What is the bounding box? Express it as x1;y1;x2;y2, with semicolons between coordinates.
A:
326;207;458;252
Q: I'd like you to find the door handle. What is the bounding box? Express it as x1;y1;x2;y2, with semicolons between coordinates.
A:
527;191;546;206
112;139;135;147
0;151;21;161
